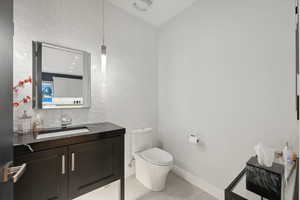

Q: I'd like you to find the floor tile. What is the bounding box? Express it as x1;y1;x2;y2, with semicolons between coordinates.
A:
75;173;217;200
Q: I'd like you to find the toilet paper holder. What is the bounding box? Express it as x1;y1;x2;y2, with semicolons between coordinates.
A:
188;134;200;144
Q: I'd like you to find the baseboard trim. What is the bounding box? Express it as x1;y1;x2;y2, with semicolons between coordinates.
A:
172;165;224;200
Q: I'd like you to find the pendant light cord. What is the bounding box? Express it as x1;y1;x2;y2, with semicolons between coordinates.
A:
102;0;105;45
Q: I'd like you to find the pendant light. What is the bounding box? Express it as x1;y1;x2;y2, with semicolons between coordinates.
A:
101;0;107;78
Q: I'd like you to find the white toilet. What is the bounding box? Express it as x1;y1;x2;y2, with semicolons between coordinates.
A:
132;129;173;191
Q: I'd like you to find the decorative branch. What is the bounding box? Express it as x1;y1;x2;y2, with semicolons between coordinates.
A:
13;76;32;93
13;76;32;107
13;96;31;107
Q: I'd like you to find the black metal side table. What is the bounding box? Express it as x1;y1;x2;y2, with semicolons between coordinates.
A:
225;160;298;200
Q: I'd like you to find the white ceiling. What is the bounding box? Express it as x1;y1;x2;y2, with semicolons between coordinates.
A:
107;0;199;27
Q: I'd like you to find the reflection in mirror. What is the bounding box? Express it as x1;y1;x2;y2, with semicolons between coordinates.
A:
32;42;91;109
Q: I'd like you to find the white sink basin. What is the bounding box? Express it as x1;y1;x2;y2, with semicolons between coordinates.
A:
36;128;89;139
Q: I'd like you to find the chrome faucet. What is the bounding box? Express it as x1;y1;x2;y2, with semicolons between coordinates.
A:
61;114;72;128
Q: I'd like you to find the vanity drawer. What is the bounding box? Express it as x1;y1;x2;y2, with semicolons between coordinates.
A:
14;131;124;157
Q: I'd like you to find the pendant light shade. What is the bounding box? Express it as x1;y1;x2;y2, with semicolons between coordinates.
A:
101;44;107;74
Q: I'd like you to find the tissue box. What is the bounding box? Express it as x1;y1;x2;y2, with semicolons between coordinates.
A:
246;156;284;200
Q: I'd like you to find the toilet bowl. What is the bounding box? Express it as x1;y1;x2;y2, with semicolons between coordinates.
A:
134;147;173;191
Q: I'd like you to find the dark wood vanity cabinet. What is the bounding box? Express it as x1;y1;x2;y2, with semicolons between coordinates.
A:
14;147;68;200
13;124;125;200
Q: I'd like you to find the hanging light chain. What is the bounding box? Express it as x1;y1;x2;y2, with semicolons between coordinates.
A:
102;0;105;46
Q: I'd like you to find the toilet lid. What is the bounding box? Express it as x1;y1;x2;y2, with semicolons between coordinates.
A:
139;148;173;166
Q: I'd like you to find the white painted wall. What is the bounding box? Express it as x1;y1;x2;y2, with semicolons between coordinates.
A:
158;0;298;196
14;0;299;197
13;0;158;177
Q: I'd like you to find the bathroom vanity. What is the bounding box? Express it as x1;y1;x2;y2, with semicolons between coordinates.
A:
13;122;125;200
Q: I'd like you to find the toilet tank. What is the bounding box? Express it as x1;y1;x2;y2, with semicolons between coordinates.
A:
132;128;153;153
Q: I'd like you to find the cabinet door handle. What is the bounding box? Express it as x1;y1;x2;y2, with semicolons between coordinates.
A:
61;155;65;175
71;153;75;171
2;162;27;183
24;144;34;152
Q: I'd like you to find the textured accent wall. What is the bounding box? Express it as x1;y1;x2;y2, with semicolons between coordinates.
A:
13;0;158;177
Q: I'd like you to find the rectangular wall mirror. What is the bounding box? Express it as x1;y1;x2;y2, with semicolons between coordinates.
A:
32;41;91;109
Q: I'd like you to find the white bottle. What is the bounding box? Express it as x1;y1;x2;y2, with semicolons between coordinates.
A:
33;114;44;132
283;142;291;184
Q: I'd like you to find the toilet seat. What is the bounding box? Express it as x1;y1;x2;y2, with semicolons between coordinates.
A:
138;147;173;166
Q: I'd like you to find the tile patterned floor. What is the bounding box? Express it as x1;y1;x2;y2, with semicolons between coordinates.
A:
75;173;217;200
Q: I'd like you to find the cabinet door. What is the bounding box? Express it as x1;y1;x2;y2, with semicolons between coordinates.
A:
69;136;122;199
14;147;68;200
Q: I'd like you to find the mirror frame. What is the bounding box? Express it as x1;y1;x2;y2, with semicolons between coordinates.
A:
32;41;91;109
